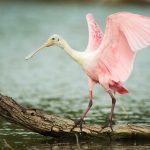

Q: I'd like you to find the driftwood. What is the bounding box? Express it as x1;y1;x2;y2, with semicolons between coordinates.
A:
0;94;150;140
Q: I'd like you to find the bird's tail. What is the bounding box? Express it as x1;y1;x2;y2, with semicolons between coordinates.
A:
109;80;128;94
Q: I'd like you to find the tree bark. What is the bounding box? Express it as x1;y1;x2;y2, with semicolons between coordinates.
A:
0;94;150;140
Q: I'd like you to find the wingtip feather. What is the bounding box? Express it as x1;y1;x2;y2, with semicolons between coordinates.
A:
86;13;93;20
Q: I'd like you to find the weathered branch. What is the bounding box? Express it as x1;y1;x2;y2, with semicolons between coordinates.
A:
0;94;150;140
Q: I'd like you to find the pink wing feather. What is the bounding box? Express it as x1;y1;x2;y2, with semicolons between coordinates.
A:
98;12;150;82
86;13;103;51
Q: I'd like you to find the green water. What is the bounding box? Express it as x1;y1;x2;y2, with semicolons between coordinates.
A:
0;1;150;149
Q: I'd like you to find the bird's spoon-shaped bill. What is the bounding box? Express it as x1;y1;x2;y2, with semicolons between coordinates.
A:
25;43;48;60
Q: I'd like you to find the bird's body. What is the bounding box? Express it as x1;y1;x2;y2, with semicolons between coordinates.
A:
26;12;150;130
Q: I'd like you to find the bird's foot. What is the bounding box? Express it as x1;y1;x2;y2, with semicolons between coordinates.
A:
101;119;114;132
71;118;85;132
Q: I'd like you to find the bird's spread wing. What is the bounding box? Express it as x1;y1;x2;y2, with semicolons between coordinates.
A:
86;13;103;51
97;12;150;82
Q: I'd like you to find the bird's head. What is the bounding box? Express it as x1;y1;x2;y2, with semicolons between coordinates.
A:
25;34;63;60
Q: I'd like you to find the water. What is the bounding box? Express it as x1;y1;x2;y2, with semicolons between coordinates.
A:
0;1;150;149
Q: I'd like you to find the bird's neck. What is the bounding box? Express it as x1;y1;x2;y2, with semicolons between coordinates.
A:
57;39;83;65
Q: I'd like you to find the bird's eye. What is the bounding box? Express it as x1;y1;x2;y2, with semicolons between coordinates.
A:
52;38;55;40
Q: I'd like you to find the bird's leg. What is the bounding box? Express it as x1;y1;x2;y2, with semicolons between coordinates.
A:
102;90;116;132
80;90;93;119
71;90;93;132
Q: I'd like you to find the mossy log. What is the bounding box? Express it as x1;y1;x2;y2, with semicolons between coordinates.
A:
0;94;150;140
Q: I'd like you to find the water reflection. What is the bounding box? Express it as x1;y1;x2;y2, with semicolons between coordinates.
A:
1;130;150;150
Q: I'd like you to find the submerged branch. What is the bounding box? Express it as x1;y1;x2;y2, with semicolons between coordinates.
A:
0;94;150;140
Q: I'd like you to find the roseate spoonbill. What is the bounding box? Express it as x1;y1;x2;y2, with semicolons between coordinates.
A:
25;12;150;131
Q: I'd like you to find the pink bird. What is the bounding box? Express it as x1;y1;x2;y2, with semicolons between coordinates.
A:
26;12;150;131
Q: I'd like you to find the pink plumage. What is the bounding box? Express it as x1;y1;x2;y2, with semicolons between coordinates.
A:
86;13;103;51
85;12;150;94
26;12;150;130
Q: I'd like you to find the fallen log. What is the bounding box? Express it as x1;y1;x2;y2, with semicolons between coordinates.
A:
0;94;150;140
